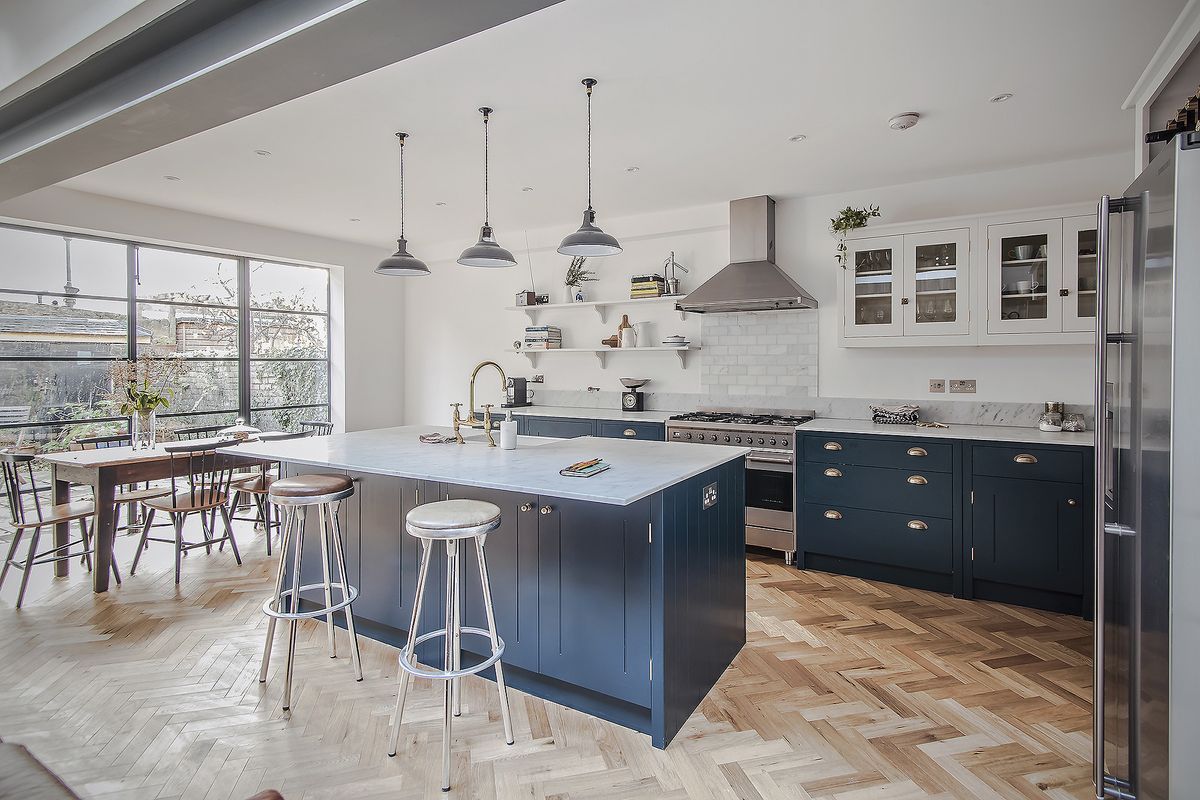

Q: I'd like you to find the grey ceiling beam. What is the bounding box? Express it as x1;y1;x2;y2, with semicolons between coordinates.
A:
0;0;562;203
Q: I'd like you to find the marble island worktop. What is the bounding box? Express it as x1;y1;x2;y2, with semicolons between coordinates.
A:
231;425;749;505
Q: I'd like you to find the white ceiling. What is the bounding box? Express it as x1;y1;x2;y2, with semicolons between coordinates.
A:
60;0;1184;253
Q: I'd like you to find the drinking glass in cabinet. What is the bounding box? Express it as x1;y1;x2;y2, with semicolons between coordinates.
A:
853;248;893;325
913;242;958;323
999;233;1049;321
1074;228;1098;319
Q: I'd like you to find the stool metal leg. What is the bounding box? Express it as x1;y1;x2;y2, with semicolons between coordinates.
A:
387;538;431;757
282;506;307;711
442;539;457;792
317;503;336;659
475;535;515;745
329;502;362;681
259;505;295;684
452;541;462;718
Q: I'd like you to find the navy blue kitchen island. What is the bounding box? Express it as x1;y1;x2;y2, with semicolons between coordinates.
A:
234;427;747;748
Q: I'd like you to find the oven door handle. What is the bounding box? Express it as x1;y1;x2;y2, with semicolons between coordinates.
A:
746;453;794;471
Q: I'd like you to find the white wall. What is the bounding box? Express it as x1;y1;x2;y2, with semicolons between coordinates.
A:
0;185;404;432
403;151;1129;424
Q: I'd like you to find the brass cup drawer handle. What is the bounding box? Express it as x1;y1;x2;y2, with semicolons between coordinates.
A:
623;428;637;437
907;519;928;531
907;475;928;485
519;502;534;512
906;447;927;457
1014;453;1039;464
539;505;553;515
823;468;843;478
823;509;842;520
823;441;843;451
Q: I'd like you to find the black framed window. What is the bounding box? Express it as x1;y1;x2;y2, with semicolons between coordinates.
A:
0;222;333;455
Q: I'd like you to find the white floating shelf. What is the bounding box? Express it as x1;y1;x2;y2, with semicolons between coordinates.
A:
505;296;687;323
507;345;699;369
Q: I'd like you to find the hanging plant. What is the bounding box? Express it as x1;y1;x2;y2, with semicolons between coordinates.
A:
831;205;881;268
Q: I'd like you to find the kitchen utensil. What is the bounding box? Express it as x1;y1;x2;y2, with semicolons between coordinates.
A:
633;321;652;347
620;378;649;411
619;377;650;389
1012;244;1035;260
1036;244;1048;258
503;377;533;408
1015;280;1032;293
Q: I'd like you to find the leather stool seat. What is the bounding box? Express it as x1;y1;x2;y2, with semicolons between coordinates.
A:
406;499;500;539
269;474;353;500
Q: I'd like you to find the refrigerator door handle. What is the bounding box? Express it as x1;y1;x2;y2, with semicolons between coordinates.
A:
1094;194;1111;800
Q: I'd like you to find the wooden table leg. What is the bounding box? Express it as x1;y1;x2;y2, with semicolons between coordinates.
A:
92;475;117;593
52;467;70;578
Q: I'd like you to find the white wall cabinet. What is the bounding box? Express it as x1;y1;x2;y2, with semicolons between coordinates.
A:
839;204;1096;347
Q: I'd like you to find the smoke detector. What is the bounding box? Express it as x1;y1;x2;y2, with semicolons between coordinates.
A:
888;112;920;131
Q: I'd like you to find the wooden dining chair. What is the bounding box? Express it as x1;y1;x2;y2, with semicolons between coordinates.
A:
298;421;333;436
172;424;231;441
0;453;119;607
131;440;243;584
71;435;171;536
223;431;312;555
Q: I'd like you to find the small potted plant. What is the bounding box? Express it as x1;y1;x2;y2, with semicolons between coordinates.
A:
109;356;183;449
564;256;596;302
831;205;881;268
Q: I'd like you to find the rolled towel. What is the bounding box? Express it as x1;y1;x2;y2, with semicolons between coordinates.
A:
870;403;919;425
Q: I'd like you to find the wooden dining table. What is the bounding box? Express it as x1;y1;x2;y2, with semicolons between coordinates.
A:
37;438;267;593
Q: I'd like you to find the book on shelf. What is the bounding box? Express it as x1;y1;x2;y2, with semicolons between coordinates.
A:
524;325;562;332
523;342;562;350
630;274;665;284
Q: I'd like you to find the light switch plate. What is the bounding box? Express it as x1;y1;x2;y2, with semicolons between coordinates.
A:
929;379;946;393
949;379;976;394
702;482;718;510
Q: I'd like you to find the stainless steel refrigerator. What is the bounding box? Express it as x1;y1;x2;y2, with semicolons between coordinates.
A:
1094;133;1200;800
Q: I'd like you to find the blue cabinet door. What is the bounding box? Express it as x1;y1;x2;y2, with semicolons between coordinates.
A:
522;416;596;438
970;476;1085;595
538;496;652;707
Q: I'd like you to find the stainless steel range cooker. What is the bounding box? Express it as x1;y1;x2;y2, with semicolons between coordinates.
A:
666;411;813;564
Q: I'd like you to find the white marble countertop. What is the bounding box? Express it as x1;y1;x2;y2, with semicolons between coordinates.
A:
798;418;1094;447
230;425;748;506
507;405;677;423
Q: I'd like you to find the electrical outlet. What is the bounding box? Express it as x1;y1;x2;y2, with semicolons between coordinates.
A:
530;374;544;383
929;379;946;393
949;379;976;394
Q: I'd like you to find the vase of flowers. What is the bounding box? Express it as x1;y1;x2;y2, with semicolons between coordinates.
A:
564;256;596;303
110;356;183;449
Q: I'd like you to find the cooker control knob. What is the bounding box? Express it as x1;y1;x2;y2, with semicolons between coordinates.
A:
724;435;731;442
710;434;718;441
734;436;742;443
769;438;777;446
757;437;765;445
685;432;693;440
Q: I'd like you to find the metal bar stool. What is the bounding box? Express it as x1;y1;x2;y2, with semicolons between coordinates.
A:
259;473;362;711
387;498;514;792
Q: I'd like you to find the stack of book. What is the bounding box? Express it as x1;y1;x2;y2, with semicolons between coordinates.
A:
630;274;666;298
559;457;611;478
524;326;562;349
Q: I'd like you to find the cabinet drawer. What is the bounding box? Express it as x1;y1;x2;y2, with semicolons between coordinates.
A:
803;434;952;473
802;461;953;517
971;444;1083;482
800;503;952;573
522;416;595;439
596;421;664;441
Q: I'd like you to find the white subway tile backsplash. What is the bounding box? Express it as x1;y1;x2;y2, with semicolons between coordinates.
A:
699;309;818;402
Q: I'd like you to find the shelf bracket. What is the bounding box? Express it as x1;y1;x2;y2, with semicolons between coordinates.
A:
594;350;608;368
521;307;538;323
674;348;689;368
520;350;540;366
677;308;688;321
594;305;607;324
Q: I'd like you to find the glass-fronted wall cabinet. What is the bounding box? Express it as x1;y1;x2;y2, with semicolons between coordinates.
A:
843;230;970;339
902;229;971;336
986;219;1064;335
1062;214;1099;332
844;236;903;338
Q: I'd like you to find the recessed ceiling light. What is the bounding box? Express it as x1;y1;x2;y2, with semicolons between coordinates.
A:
163;175;181;181
522;186;534;192
435;201;447;207
625;166;640;173
989;93;1014;103
349;218;361;222
254;149;272;157
788;134;807;142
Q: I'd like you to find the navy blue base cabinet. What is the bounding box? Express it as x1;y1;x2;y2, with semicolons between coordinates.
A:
515;413;664;441
795;431;1092;616
288;457;744;749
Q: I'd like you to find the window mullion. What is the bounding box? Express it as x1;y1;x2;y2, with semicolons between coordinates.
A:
237;256;251;421
127;244;138;360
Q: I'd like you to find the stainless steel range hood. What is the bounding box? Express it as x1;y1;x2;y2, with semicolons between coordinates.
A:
676;195;817;313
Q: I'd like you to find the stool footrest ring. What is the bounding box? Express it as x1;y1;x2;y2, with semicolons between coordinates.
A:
398;627;505;680
262;583;358;619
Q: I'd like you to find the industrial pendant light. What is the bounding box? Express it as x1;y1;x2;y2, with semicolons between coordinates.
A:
558;78;622;257
458;107;517;268
376;132;430;276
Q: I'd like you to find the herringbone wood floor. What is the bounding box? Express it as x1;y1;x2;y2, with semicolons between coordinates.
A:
0;523;1094;800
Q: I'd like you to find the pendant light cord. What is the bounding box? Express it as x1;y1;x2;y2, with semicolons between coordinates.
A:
483;109;491;226
586;82;593;211
397;133;406;239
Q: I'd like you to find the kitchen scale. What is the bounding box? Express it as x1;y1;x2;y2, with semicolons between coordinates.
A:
620;377;649;411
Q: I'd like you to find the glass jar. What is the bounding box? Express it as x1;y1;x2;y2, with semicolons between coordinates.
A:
1061;412;1086;432
1039;401;1064;432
